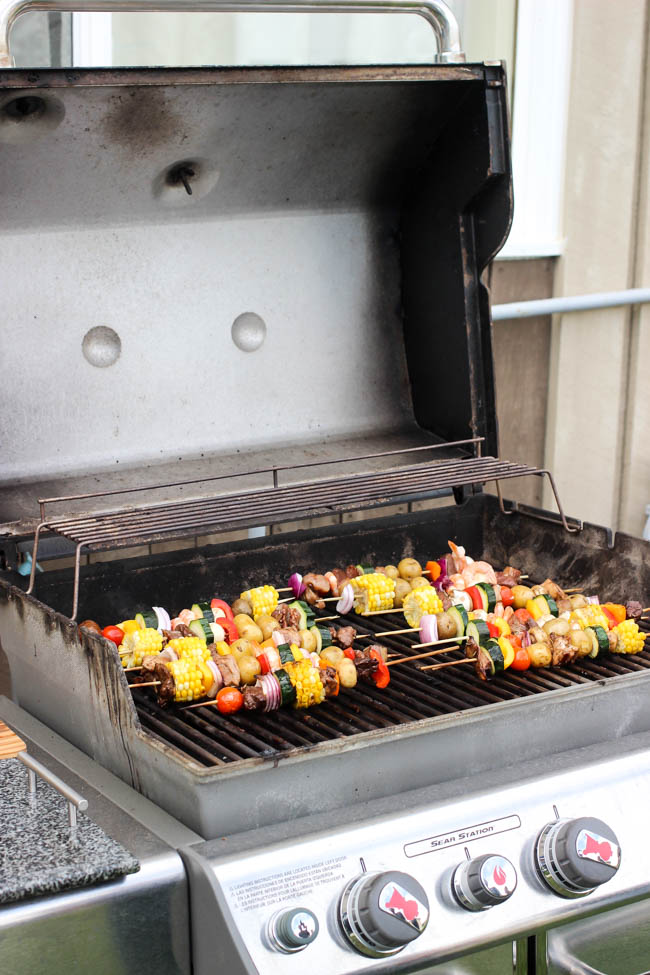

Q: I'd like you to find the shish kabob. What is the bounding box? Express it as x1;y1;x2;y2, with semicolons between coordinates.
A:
84;585;391;714
279;545;648;679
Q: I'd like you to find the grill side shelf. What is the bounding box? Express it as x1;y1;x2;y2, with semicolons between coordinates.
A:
25;443;579;619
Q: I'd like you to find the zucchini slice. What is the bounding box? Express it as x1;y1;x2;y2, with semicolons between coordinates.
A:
591;625;609;657
545;596;559;618
448;604;469;638
276;669;296;705
477;583;497;612
277;643;294;665
288;600;315;630
189;618;214;643
467;620;491;647
486;639;505;674
135;609;159;630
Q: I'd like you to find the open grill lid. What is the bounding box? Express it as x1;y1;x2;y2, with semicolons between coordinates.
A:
0;49;512;531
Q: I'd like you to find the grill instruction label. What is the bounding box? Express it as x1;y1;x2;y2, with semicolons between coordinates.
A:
404;814;521;858
230;857;347;912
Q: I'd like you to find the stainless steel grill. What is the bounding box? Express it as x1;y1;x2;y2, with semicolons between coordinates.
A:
131;611;650;768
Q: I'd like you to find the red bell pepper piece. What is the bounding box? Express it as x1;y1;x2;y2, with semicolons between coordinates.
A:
466;586;484;611
369;648;390;688
210;598;235;623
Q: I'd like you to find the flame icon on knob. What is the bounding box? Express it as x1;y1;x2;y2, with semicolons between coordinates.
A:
493;864;507;886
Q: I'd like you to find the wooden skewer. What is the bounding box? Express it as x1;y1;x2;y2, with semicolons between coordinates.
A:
184;699;220;710
420;658;474;673
643;607;650;613
276;587;292;593
359;627;416;638
130;681;160;689
364;608;404;616
411;635;469;651
564;587;583;593
317;615;339;622
387;642;465;666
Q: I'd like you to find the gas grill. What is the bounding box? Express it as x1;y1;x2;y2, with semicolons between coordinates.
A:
1;1;650;972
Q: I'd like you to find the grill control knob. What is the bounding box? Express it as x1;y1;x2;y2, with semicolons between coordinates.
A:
452;854;517;911
338;871;429;958
267;907;319;953
535;817;621;898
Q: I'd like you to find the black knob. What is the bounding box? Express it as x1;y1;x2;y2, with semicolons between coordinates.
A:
536;817;621;898
267;907;319;953
338;871;429;958
452;854;517;911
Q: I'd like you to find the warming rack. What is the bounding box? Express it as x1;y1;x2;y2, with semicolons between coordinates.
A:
26;439;579;618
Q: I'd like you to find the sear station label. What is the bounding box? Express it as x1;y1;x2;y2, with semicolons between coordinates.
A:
404;815;521;858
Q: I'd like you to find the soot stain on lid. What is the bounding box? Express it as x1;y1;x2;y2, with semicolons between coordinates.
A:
103;88;184;154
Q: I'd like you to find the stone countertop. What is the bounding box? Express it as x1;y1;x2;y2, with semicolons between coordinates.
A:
0;758;139;905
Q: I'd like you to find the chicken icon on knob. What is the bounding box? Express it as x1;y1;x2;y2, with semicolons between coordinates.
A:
338;871;429;957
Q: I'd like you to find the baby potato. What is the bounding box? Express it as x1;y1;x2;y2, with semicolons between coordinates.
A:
398;557;422;580
528;642;552;667
393;578;412;607
230;637;261;660
321;646;344;666
570;629;592;656
238;621;264;643
238;655;261;685
512;586;534;609
299;628;317;653
409;576;430;590
436;612;458;640
543;618;570;637
383;565;399;580
233;613;255;631
256;614;280;641
336;658;358;688
231;598;253;617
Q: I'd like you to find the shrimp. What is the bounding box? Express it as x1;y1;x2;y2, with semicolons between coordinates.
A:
461;560;497;588
448;540;473;573
449;573;466;591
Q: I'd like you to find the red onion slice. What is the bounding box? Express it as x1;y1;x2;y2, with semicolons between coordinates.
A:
153;607;171;631
336;584;354;614
261;673;281;711
419;614;438;644
205;658;222;698
587;595;600;604
288;572;305;598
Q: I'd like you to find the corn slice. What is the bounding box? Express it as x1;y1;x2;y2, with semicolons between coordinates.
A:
403;588;443;628
241;585;279;620
350;573;395;615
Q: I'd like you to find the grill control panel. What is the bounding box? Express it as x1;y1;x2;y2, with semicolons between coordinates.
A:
188;746;650;974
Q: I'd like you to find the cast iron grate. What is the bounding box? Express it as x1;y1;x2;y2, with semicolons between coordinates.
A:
132;613;650;768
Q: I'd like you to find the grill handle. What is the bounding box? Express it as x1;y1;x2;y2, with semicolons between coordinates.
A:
545;942;606;975
0;0;464;68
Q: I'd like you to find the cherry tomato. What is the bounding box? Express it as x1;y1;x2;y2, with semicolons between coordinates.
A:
513;608;533;624
101;625;125;646
210;598;235;623
500;586;514;607
78;620;102;634
511;648;531;671
466;586;484;611
219;619;239;643
216;687;244;714
343;647;356;660
370;649;390;688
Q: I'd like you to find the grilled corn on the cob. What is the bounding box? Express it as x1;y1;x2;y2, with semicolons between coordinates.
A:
403;588;444;628
350;573;395;614
241;585;279;620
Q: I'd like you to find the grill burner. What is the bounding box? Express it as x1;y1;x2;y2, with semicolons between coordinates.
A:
132;613;650;768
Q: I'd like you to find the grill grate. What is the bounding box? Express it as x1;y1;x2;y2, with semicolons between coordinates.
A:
132;613;650;768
